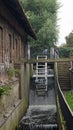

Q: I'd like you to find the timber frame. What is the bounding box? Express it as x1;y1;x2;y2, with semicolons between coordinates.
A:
19;58;73;64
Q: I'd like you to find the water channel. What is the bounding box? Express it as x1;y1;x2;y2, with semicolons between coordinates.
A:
18;77;59;130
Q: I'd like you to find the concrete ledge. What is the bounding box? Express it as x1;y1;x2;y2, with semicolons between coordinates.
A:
0;100;21;127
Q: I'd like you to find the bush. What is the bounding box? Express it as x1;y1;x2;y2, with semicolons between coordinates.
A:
0;85;12;96
7;68;15;79
7;68;20;79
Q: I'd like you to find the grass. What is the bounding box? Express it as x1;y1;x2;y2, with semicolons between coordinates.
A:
64;90;73;111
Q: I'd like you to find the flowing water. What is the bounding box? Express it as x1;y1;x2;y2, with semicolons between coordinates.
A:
18;77;58;130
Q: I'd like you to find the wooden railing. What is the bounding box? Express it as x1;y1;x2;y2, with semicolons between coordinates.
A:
19;58;73;64
55;60;73;130
15;58;73;64
57;80;73;130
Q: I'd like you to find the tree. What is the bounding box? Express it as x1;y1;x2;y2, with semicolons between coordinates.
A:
65;30;73;47
59;42;73;58
20;0;59;57
59;30;73;58
59;47;73;58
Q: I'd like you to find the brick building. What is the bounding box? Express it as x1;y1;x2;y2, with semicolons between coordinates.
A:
0;0;36;130
0;0;36;80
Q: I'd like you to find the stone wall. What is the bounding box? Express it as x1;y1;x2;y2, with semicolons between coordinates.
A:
0;63;30;130
0;0;27;81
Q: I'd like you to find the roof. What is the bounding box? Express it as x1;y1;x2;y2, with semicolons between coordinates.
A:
3;0;36;40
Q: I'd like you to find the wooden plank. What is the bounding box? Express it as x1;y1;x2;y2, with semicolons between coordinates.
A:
24;58;73;63
15;58;73;64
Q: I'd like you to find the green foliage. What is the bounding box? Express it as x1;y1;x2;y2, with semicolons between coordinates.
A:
64;91;73;111
59;47;73;58
7;68;20;79
0;85;12;96
20;0;59;57
14;69;20;77
7;68;15;79
65;30;73;47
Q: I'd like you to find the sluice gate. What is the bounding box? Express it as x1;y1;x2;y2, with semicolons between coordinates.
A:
18;55;58;130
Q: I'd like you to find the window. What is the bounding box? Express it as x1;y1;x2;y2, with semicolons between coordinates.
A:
9;34;12;63
15;38;18;59
13;34;18;61
0;27;3;62
13;33;14;50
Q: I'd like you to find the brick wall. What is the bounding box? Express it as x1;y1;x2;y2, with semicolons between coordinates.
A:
0;1;30;130
0;13;27;81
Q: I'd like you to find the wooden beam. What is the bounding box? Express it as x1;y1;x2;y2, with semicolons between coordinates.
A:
18;58;73;64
